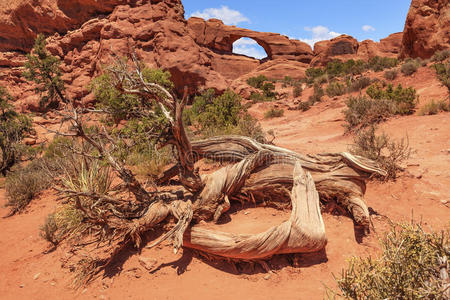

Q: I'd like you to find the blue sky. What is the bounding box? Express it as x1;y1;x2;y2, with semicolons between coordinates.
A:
183;0;411;59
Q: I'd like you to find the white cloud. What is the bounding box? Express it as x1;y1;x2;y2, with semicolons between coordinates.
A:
298;26;341;47
233;38;257;46
190;6;249;26
233;38;267;59
362;25;376;32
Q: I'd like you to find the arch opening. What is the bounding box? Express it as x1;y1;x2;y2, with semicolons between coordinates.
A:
232;37;268;60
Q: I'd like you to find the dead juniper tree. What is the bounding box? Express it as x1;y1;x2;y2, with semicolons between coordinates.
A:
37;50;387;284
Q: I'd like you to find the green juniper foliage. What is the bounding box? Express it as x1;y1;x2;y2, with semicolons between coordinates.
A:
432;62;450;91
246;75;278;102
23;34;66;109
184;89;264;140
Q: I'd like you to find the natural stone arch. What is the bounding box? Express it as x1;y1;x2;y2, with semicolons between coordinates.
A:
187;17;313;63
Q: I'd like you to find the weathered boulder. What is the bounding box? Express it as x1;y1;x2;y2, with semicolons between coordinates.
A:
400;0;450;59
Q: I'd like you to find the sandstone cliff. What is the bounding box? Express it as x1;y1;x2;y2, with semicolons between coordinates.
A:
401;0;450;58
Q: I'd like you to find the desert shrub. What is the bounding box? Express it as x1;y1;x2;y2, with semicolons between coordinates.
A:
0;86;33;175
298;84;325;111
40;213;59;246
40;156;114;246
261;82;276;98
43;136;73;158
249;91;268;103
347;76;372;93
431;49;450;62
332;222;449;299
366;83;417;115
401;59;419;76
343;96;394;130
418;100;450;116
298;101;312;112
293;85;303;97
326;59;368;78
264;108;284;119
432;62;450;91
309;84;325;103
281;76;293;87
127;148;173;179
368;56;398;72
185;90;264;140
246;75;277;100
246;75;268;89
326;81;346;97
305;67;325;80
5;158;53;215
383;69;398;81
23;34;66;109
314;74;329;85
349;126;410;179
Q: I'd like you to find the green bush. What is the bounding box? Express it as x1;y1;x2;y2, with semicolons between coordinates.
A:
431;49;450;62
305;67;325;80
432;62;450;91
366;83;417;115
184;90;264;140
401;60;419;76
264;108;284;119
249;92;267;103
246;75;268;89
367;56;398;72
343;96;394;130
332;222;449;299
246;75;277;100
40;213;59;246
261;82;276;98
0;86;32;175
309;84;325;103
384;69;398;81
418;100;450;116
349;126;410;179
293;85;303;97
326;59;368;78
347;76;372;93
326;81;346;97
298;101;312;112
5;158;53;215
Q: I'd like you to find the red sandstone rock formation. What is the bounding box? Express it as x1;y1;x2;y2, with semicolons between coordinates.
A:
400;0;450;59
0;0;131;53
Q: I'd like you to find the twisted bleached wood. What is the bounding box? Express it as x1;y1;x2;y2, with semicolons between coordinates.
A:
183;162;327;259
159;135;386;227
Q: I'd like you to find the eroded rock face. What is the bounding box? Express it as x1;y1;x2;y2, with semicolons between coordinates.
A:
400;0;450;58
311;35;359;66
187;17;314;64
0;0;132;53
311;33;404;66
